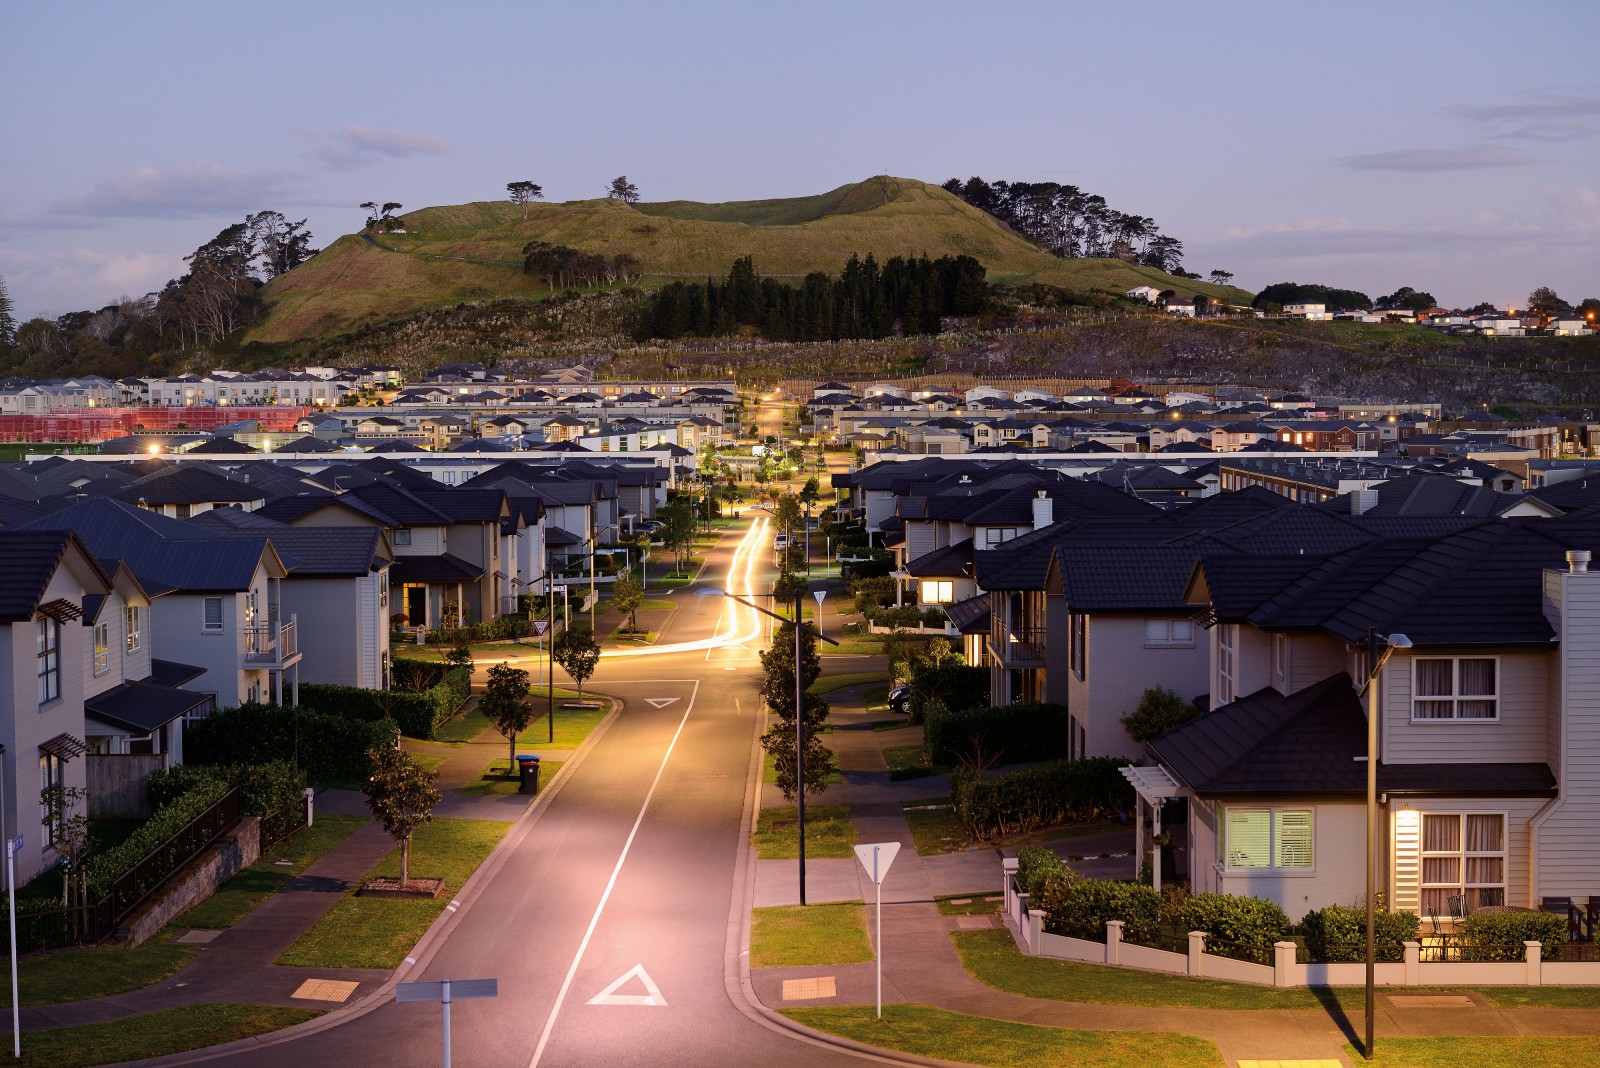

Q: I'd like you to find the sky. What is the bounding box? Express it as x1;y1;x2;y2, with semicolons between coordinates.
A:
3;0;1597;320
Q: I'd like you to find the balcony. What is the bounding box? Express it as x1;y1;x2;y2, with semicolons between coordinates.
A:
244;617;299;666
987;621;1046;669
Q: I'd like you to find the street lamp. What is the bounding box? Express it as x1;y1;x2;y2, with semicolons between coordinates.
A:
697;586;835;904
1357;629;1412;1060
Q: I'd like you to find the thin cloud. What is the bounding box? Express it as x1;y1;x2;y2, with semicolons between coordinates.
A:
316;125;451;169
1338;144;1533;172
0;247;184;318
1457;91;1600;140
49;161;295;220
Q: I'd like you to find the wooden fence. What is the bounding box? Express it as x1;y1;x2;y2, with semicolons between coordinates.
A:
86;753;168;819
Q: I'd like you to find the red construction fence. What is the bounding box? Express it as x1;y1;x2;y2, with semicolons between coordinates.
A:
0;407;311;442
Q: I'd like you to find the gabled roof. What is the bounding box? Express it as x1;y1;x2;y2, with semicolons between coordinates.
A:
114;463;268;506
86;680;214;734
905;538;974;578
0;530;110;621
391;553;484;583
1056;544;1205;612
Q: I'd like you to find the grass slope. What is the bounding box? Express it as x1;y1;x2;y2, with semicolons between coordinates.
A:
251;177;1250;342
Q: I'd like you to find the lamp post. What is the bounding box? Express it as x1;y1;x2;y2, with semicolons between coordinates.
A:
696;586;836;905
1358;628;1411;1060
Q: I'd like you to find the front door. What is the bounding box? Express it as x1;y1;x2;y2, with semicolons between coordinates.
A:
405;584;428;627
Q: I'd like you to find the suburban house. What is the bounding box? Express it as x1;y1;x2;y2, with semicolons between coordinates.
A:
1284;302;1328;320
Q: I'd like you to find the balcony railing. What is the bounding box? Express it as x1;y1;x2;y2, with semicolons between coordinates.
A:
244;617;298;664
988;621;1046;668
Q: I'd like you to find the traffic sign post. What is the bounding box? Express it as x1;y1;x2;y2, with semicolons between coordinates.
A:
396;978;497;1068
854;842;900;1019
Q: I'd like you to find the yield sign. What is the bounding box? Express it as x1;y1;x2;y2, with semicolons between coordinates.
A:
530;620;551;637
854;842;900;885
645;698;679;708
586;964;665;1007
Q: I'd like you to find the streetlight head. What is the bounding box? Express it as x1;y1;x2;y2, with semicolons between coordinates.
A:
1386;633;1413;650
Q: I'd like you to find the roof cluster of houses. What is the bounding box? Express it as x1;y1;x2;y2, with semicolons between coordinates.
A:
846;454;1600;921
0;450;673;886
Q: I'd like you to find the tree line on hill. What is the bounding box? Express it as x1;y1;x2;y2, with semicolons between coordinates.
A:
631;253;987;342
942;177;1188;275
0;210;318;379
1253;281;1600;323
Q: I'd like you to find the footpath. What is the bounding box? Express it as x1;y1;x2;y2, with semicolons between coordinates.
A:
746;680;1600;1067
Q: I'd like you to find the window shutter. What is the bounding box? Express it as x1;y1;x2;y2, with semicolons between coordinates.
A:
1227;809;1271;868
1274;810;1314;868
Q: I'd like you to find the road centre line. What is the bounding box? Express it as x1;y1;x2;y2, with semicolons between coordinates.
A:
526;680;701;1068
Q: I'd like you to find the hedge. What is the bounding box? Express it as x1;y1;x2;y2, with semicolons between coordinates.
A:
1176;892;1288;963
904;663;990;723
147;760;306;818
1037;876;1162;944
1460;908;1569;961
924;701;1071;767
298;666;470;740
84;779;232;898
184;703;398;784
949;757;1133;842
1015;846;1069;898
1301;903;1420;962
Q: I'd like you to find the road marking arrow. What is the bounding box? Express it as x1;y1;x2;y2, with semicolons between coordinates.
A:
644;698;679;708
586;964;665;1007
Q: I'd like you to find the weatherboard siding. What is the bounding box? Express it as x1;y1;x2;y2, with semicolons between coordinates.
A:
1382;651;1549;764
1083;615;1206;760
1288;634;1347;693
1216;803;1364;923
284;576;362;689
1534;570;1600;898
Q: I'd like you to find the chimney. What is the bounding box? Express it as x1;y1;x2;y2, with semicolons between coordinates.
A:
1032;489;1053;530
1351;488;1378;515
1569;550;1591;574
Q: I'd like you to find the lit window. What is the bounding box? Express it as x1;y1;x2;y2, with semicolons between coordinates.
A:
40;754;65;845
1420;813;1505;913
920;580;954;604
93;621;109;675
1412;658;1497;721
1226;808;1314;870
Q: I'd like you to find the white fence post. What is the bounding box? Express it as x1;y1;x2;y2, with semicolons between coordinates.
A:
1002;858;1018;918
1273;940;1296;987
1105;920;1124;966
1403;941;1420;986
1187;930;1207;977
1028;909;1044;956
1525;941;1542;986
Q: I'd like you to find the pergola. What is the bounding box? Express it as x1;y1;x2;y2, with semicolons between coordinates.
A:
1120;764;1182;891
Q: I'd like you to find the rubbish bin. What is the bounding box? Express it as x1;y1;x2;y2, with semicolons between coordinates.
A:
516;754;541;795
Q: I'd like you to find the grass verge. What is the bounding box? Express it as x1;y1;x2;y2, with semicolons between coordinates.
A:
937;893;1004;916
808;671;889;696
884;745;940;780
15;1004;318;1067
903;797;967;853
461;759;563;796
782;1005;1224;1068
1350;1038;1600;1067
754;804;856;859
178;814;367;930
750;903;873;967
434;699;603;748
762;750;842;786
277;818;507;969
17;942;194;1007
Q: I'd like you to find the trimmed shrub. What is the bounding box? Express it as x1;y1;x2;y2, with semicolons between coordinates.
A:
905;662;990;723
1176;892;1289;963
1038;876;1162;944
949;757;1133;842
1120;687;1204;743
924;701;1071;767
184;703;398;784
1301;903;1420;963
391;657;448;691
85;779;231;897
1015;846;1069;898
146;760;305;818
298;666;469;740
1460;908;1569;961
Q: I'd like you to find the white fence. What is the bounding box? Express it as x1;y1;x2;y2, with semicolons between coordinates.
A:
1001;858;1600;988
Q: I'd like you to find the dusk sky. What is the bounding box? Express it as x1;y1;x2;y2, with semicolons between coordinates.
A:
4;0;1596;319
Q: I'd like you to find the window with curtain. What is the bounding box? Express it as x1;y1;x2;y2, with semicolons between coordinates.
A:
1420;812;1505;913
1226;807;1314;870
920;580;954;604
93;621;109;675
1145;618;1195;645
40;753;64;845
125;605;142;651
1413;657;1498;720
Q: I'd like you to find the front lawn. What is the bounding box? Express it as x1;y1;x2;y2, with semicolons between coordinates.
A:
13;1005;318;1067
277;818;507;969
783;1005;1224;1068
17;942;194;1007
754;804;856;859
1352;1038;1600;1068
750;902;873;967
432;694;596;746
461;759;563;796
178;814;367;930
808;671;889;696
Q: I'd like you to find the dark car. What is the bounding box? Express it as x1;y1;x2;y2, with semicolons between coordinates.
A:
887;684;911;716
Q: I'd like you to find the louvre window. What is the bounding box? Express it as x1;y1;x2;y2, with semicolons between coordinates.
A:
1226;807;1314;870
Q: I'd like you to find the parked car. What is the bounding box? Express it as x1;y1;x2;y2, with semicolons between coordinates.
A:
774;533;789;550
887;684;910;716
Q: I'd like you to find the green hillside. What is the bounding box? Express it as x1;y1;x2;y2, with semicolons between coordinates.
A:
251;177;1251;342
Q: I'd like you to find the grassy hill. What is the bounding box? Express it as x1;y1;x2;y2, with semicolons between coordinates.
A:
250;177;1251;342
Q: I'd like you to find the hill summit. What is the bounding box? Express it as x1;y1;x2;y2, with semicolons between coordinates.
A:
252;176;1246;343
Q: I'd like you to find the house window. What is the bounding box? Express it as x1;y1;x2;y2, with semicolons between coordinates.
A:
983;527;1020;548
36;617;61;703
1069;613;1086;680
40;753;65;846
1412;658;1497;721
921;580;955;604
1420;813;1505;913
1217;625;1237;705
379;570;390;609
125;605;142;651
394;528;412;546
1270;633;1288;681
93;622;110;676
203;597;223;631
185;694;217;725
1225;807;1314;870
1144;618;1195;646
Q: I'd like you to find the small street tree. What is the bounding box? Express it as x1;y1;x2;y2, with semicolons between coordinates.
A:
507;180;544;220
758;608;836;801
553;622;601;702
363;746;442;887
611;568;644;632
481;663;533;775
41;785;92;919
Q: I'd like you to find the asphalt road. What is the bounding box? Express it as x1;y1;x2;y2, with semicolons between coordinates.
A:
171;517;894;1067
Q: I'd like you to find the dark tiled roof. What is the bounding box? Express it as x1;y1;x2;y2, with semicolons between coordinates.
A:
392;553;484;583
86;681;213;734
1321;474;1533;517
906;538;974;578
115;464;268;507
148;658;206;687
944;593;990;634
1058;545;1206;612
0;531;104;621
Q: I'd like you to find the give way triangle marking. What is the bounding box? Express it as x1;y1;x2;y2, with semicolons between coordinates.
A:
644;698;679;708
586;964;666;1006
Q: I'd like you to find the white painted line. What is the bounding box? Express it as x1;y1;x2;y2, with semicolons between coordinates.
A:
586;964;666;1007
527;681;700;1068
644;698;679;708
